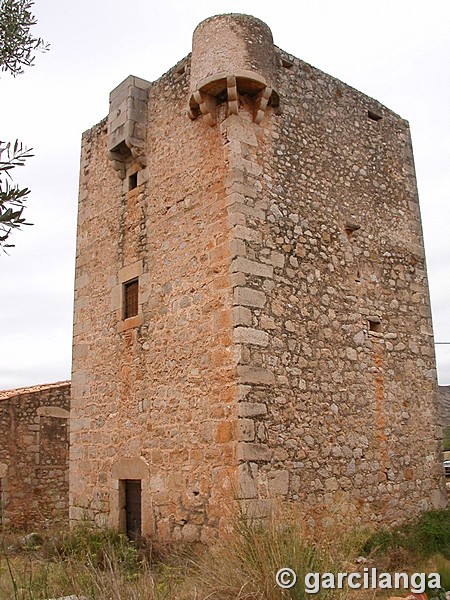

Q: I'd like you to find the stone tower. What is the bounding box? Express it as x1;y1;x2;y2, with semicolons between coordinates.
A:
71;14;446;542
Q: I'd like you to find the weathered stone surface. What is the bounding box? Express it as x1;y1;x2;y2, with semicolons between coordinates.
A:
234;287;266;308
231;257;274;279
267;470;289;496
238;463;258;498
234;327;269;347
237;366;275;385
237;442;271;462
238;402;267;417
232;306;252;326
439;385;450;427
240;498;272;519
233;225;262;243
238;418;256;441
0;382;70;530
69;12;446;543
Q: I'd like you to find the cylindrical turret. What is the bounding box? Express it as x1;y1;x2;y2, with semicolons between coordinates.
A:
189;14;279;125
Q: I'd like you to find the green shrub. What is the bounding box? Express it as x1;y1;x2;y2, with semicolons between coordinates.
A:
363;508;450;560
59;523;141;574
443;426;450;452
432;554;450;593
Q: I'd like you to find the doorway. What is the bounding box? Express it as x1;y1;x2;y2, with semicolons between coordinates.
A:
120;479;142;541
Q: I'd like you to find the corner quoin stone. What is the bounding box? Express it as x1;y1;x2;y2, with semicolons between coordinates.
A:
233;287;267;308
237;366;276;386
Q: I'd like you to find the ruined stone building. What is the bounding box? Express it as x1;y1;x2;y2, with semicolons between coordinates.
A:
0;382;70;530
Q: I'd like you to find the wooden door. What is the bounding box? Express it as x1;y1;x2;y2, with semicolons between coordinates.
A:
125;479;141;541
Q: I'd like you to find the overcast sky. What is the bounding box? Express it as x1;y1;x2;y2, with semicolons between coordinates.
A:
1;0;449;389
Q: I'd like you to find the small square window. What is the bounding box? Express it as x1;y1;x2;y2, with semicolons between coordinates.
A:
281;58;294;70
368;319;382;333
123;279;138;319
128;172;138;191
344;223;360;240
368;110;382;122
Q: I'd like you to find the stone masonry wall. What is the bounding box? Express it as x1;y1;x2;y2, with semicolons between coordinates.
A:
439;386;450;428
0;382;70;530
230;47;446;527
71;14;446;541
71;58;238;543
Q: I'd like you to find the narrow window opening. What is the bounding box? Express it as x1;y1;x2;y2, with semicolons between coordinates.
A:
175;64;186;77
368;319;382;333
128;172;138;191
119;479;142;541
0;478;3;526
123;279;139;319
344;223;360;241
368;110;382;122
216;89;227;105
281;58;294;70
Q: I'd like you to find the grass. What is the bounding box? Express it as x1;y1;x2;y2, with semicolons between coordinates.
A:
182;512;374;599
443;426;450;452
0;524;160;600
0;509;448;599
363;508;450;562
362;509;450;598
